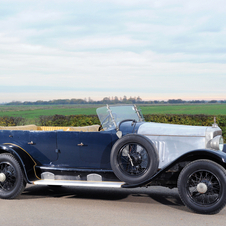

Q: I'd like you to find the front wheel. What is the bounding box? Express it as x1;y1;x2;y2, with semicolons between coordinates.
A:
178;160;226;214
110;134;159;184
0;154;25;199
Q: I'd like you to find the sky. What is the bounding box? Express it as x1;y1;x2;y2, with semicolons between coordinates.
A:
0;0;226;103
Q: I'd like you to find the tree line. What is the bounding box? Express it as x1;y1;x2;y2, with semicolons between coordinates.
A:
4;96;226;105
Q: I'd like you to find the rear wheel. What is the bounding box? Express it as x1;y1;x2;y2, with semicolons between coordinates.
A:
110;134;159;184
178;160;226;214
0;154;25;199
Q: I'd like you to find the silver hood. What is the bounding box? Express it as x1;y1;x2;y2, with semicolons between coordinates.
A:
138;122;222;168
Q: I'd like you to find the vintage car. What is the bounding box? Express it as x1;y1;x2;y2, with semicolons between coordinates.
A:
0;105;225;214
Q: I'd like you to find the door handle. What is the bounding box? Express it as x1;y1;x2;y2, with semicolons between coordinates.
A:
77;142;84;146
28;141;35;145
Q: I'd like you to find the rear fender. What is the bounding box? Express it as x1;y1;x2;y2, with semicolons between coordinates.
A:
0;144;41;183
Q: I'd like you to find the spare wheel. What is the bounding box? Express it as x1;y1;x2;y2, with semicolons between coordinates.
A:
110;134;159;184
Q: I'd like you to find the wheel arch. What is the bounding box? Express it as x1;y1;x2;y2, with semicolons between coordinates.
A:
0;144;40;183
161;149;226;186
122;149;226;188
170;149;226;170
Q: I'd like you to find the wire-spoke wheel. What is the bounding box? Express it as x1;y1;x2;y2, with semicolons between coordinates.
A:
117;143;150;176
178;160;226;214
187;170;220;205
111;134;159;184
0;154;25;199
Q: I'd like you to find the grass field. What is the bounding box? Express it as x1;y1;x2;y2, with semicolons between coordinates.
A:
0;105;100;119
140;104;226;115
0;104;226;119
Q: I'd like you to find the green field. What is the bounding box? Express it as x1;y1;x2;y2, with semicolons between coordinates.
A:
140;104;226;115
0;105;100;119
0;104;226;119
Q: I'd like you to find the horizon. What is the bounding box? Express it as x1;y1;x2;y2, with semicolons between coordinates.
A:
1;96;226;105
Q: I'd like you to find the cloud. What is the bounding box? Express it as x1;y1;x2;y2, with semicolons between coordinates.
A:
0;0;226;102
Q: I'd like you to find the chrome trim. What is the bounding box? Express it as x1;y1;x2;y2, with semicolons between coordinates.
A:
34;180;124;188
107;104;119;131
77;142;84;146
87;174;102;181
141;134;205;138
133;105;144;122
208;135;224;151
0;173;6;182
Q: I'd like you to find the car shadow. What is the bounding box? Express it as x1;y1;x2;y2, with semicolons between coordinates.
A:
21;184;187;212
21;185;129;200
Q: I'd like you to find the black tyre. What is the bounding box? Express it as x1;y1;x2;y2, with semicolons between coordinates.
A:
110;134;159;184
178;160;226;214
0;154;25;199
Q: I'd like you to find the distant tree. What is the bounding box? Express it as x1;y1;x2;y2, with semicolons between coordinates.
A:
168;99;184;104
88;97;93;103
136;96;142;103
6;101;22;105
4;96;225;106
128;97;135;104
208;100;218;103
114;96;119;103
102;97;110;104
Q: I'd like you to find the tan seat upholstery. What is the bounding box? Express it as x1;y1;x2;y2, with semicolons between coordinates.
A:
0;125;38;130
37;126;71;131
0;124;100;132
39;125;100;132
69;125;100;132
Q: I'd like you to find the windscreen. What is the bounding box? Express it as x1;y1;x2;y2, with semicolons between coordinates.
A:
96;105;144;131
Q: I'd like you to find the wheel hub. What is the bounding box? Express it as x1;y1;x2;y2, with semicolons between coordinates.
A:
0;173;6;182
131;153;142;166
197;182;208;194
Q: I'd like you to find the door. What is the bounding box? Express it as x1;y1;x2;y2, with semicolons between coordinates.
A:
29;131;57;165
78;131;113;169
55;131;115;169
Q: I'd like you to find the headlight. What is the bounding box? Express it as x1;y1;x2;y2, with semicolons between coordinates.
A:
219;136;224;151
210;135;224;151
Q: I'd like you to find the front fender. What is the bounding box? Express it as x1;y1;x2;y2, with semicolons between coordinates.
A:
0;144;41;183
122;149;226;188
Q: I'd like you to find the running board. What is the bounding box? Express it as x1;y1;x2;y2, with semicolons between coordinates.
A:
33;180;124;188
